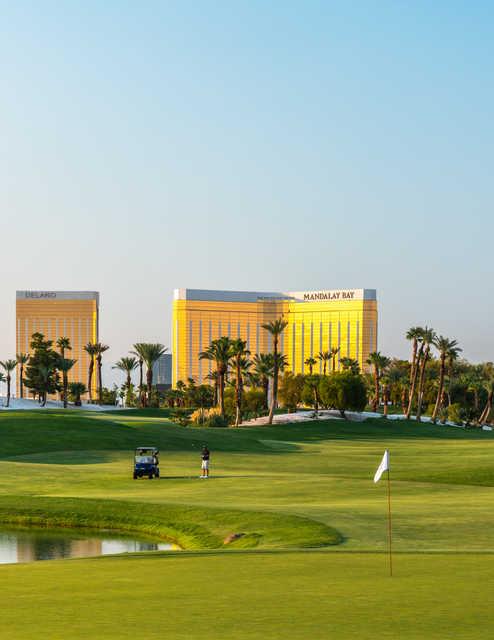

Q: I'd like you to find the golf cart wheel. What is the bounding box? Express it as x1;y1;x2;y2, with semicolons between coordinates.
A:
133;473;137;480
149;473;154;479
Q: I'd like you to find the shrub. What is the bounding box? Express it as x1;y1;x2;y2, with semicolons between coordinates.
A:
100;386;118;405
169;408;192;426
279;373;305;412
190;407;229;428
243;388;267;417
438;407;449;424
425;403;436;416
224;388;235;416
302;375;322;411
319;372;367;418
447;403;464;425
207;414;230;428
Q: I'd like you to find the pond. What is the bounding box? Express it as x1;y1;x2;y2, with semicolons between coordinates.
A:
0;527;180;564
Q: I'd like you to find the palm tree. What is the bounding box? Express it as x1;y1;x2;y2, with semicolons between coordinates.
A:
317;351;331;375
305;375;320;414
199;337;233;418
330;346;340;372
251;353;274;411
68;382;87;407
405;326;425;419
381;373;391;418
56;337;72;408
56;337;71;358
93;343;110;404
365;352;391;412
16;353;29;399
130;348;145;404
340;357;360;374
0;360;17;407
205;370;219;406
57;358;77;408
37;364;55;407
113;356;138;390
229;339;250;426
305;357;317;375
431;336;461;423
262;318;288;425
416;327;436;422
175;380;187;407
406;327;423;386
132;344;167;402
478;377;494;425
83;343;99;402
386;363;409;414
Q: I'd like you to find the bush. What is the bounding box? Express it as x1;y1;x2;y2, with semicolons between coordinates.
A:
169;408;192;426
438;407;448;424
148;388;161;408
223;388;235;416
278;373;305;412
243;388;267;417
447;403;464;425
100;386;118;405
426;403;436;417
319;372;367;418
206;414;230;428
190;407;229;428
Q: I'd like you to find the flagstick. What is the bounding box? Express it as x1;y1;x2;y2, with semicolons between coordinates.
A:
386;467;393;577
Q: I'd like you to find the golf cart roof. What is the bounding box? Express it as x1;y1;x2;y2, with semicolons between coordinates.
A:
135;447;159;453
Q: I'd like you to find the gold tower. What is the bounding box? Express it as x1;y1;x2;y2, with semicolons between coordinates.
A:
172;288;377;386
16;291;99;398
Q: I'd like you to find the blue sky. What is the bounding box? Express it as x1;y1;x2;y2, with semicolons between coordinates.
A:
1;1;493;382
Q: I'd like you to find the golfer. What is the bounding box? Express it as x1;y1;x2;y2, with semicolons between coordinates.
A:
200;445;210;478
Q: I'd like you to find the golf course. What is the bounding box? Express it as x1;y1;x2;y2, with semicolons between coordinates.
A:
0;409;493;639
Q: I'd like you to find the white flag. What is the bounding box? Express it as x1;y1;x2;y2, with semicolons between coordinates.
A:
373;450;389;483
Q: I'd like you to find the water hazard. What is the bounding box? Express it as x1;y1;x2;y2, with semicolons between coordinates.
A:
0;527;179;564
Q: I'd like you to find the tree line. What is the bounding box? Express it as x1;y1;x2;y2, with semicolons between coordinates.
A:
2;323;493;428
165;323;493;428
0;333;110;407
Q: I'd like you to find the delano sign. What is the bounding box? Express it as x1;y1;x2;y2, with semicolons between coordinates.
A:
25;291;57;299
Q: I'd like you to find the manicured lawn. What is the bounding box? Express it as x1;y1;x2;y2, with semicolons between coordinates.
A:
0;551;492;639
0;409;493;638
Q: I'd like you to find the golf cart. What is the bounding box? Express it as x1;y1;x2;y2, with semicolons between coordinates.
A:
133;447;160;479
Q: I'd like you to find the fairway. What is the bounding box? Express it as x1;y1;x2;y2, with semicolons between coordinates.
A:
0;409;493;638
1;551;493;640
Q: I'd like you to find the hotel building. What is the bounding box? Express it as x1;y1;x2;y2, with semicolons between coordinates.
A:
16;291;99;397
172;288;377;386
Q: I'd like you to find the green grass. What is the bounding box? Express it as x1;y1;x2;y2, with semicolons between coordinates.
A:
0;551;493;639
0;409;493;638
0;495;340;550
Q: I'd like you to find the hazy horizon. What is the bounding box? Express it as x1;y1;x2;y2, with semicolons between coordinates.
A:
2;2;493;389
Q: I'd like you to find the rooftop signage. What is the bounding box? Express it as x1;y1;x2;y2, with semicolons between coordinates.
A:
174;288;376;303
16;291;99;302
289;289;376;302
25;291;57;299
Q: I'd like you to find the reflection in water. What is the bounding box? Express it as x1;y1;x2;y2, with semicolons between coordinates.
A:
0;529;179;564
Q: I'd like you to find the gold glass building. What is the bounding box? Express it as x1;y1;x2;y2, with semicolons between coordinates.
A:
16;291;99;397
172;288;377;386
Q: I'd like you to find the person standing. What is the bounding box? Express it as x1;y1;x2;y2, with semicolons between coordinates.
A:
200;445;210;478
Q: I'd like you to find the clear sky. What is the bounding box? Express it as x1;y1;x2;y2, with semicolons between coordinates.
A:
1;1;493;386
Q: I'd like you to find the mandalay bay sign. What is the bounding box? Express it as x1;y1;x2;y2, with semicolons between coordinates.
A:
288;289;376;302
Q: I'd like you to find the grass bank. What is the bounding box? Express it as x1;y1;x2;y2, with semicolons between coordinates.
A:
0;495;341;550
